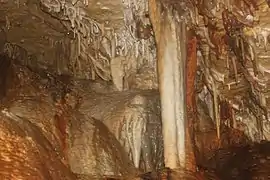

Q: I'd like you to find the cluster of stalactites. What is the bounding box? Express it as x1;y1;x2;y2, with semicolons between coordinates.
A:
39;0;156;84
191;0;270;140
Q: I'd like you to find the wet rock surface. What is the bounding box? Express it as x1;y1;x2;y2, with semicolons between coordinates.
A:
67;112;137;177
0;63;137;179
2;1;270;176
75;89;164;172
3;58;270;180
0;111;76;180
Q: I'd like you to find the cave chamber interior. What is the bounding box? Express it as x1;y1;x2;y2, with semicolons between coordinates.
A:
1;0;270;179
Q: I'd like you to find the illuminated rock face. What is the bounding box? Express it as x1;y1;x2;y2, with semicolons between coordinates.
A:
3;0;270;175
147;0;270;170
76;89;164;172
67;114;137;177
0;63;137;178
193;1;270;143
0;111;76;180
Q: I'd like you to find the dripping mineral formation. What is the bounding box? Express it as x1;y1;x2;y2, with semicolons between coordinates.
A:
1;0;270;179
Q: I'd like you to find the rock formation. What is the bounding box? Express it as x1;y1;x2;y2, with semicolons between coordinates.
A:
1;0;270;179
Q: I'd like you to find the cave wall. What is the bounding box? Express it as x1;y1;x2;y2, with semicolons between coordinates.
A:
148;0;270;170
0;0;71;75
193;0;270;142
2;0;270;174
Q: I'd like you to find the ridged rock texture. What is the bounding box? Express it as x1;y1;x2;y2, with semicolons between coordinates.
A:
2;0;270;179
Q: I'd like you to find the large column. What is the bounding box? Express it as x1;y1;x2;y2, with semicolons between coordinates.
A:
149;0;195;169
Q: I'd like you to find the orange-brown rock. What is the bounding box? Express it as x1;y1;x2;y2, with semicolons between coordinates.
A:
0;112;76;180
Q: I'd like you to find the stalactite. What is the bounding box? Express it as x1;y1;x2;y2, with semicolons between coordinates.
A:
77;30;80;56
135;41;139;58
226;50;230;68
213;82;220;140
249;41;259;75
111;41;116;58
146;40;150;66
240;37;245;61
124;39;128;55
142;39;145;57
231;55;238;82
114;32;118;47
